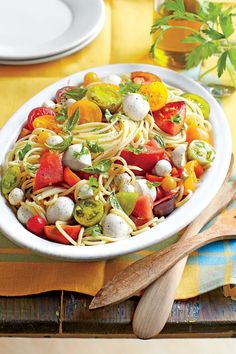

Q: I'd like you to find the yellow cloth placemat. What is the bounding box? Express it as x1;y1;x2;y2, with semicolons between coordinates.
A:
0;0;236;299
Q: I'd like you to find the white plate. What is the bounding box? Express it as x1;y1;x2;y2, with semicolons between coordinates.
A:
0;64;232;261
0;21;103;66
0;0;105;60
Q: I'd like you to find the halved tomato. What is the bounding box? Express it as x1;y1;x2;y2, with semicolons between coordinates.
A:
132;195;153;221
131;71;161;84
27;107;56;131
44;225;81;244
153;101;186;136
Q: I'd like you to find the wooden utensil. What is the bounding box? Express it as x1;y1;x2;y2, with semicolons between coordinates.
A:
90;180;236;311
132;157;235;339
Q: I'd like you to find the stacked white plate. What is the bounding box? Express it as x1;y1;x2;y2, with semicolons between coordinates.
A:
0;0;105;65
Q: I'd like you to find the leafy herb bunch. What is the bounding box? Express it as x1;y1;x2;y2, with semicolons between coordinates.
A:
151;0;236;84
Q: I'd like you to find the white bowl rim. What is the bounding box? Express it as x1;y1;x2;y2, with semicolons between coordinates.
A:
0;63;232;261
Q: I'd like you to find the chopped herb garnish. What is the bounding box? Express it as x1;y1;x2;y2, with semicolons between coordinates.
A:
88;176;99;191
63;108;80;132
146;180;161;189
86;141;104;154
82;159;112;174
64;87;87;100
18;143;32;160
56;108;67;122
126;143;144;155
83;224;103;237
46;135;73;152
119;80;141;95
26;164;38;174
109;192;123;211
154;134;166;148
171;114;181;124
105;109;128;122
73;144;89;159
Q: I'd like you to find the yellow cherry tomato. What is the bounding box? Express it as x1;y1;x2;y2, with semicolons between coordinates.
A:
83;72;100;86
139;81;168;111
67;99;103;124
161;176;177;192
184;176;197;194
183;160;198;194
34;130;52;144
186;125;211;144
32;115;61;133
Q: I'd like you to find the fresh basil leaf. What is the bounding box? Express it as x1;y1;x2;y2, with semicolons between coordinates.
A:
154;134;166;148
82;159;112;174
46;135;73;152
63;108;80;132
88;176;99;191
171;114;181;123
18;143;32;160
126;144;143;155
84;224;102;237
26;164;38;174
109;192;123;211
56;108;67;122
104;109;128;122
64;87;87;100
86;141;104;153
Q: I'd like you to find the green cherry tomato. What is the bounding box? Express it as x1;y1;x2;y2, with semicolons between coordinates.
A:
116;192;139;216
73;199;104;227
187;140;216;166
86;85;122;113
1;165;21;195
181;93;210;119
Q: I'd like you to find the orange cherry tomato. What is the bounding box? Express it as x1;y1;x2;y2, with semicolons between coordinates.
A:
139;81;168;111
67;99;103;124
34;130;52;144
83;72;100;86
32;115;61;133
161;176;177;192
186;125;211;143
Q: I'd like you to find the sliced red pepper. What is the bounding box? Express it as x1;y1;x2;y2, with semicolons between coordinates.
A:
146;173;163;183
34;151;63;192
44;224;81;245
153;101;186;136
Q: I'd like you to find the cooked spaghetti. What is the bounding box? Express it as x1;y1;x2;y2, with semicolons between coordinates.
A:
1;70;216;246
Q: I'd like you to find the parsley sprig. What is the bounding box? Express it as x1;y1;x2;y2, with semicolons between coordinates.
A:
151;0;236;85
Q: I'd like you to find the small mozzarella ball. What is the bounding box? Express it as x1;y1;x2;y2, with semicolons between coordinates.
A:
46;135;63;146
66;98;77;107
120;183;135;193
171;145;187;168
122;93;150;121
102;74;122;86
46;197;74;224
154;160;172;177
63;144;92;171
78;184;94;200
17;206;33;225
114;173;131;186
134;179;156;202
9;188;24;206
43;99;56;109
102;213;132;238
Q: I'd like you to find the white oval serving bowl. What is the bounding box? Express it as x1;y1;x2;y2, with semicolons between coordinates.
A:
0;64;232;261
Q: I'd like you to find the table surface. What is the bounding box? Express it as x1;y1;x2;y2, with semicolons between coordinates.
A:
0;288;236;338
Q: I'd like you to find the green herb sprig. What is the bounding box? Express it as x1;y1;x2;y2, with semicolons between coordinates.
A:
151;0;236;84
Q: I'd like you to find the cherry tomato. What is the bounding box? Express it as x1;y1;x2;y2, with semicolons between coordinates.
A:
145;173;163;183
153;101;186;136
120;140;165;176
55;86;76;103
64;167;80;186
139;81;168;111
34;130;52;144
184;176;197;194
161;176;177;192
186;125;211;143
26;215;47;235
32;115;61;133
131;71;161;84
44;225;81;245
132;195;153;221
194;162;204;178
67;99;102;123
27;107;56;132
83;72;100;86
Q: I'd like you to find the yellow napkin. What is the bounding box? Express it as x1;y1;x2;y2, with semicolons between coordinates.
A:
0;0;235;299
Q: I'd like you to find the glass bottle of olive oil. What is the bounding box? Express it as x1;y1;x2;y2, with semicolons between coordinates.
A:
152;0;202;69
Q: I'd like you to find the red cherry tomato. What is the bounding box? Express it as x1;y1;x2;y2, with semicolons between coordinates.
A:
55;86;76;103
44;225;81;244
27;107;56;131
153;101;186;136
26;215;47;235
145;173;163;183
131;71;161;84
132;195;153;220
120;140;165;176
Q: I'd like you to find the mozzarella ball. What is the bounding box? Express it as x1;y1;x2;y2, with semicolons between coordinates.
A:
122;93;150;121
9;188;24;206
17;206;33;225
43;99;56;109
134;179;156;202
46;197;74;224
114;172;131;186
154;160;172;177
102;213;132;238
120;183;135;193
102;74;122;86
78;184;94;200
66;98;77;107
171;145;187;168
63;144;92;171
46;135;63;146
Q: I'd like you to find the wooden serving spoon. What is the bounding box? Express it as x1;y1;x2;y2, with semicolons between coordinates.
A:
90;202;236;311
